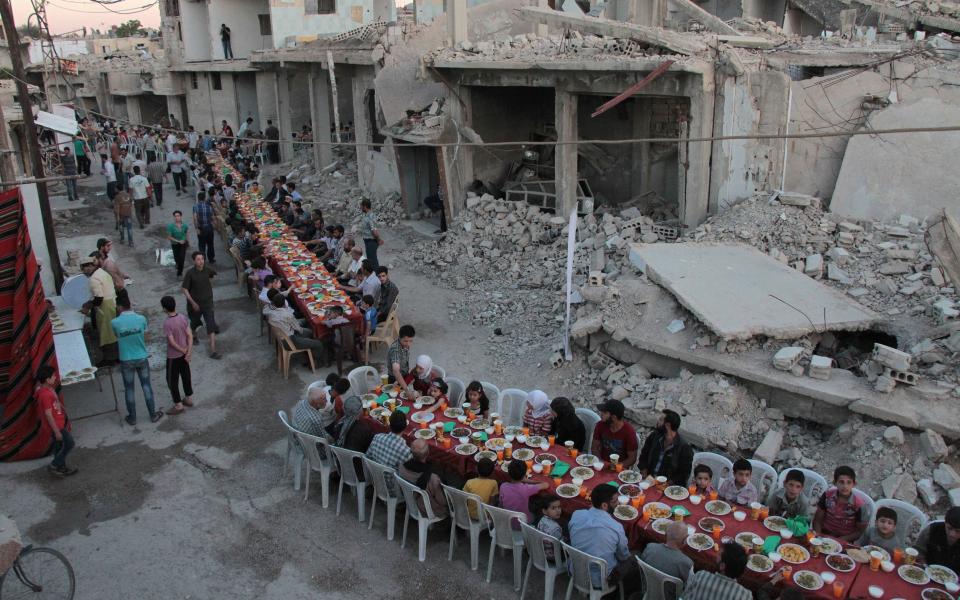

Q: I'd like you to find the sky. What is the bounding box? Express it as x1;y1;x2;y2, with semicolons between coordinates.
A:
11;0;161;36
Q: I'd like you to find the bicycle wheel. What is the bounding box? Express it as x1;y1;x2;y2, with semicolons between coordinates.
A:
0;547;75;600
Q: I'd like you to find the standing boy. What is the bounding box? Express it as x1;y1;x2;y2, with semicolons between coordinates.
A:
161;295;194;415
37;365;77;476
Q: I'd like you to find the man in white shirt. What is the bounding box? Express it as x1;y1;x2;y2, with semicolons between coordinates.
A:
165;131;178;153
167;146;188;196
238;117;253;138
102;154;118;202
127;166;152;228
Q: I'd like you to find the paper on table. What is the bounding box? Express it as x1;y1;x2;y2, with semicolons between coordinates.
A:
762;536;781;554
443;421;455;433
551;460;571;477
396;406;410;414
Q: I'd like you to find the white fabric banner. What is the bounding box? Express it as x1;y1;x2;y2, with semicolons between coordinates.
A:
563;209;579;360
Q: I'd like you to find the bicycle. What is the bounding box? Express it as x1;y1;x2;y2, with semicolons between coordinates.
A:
0;544;75;599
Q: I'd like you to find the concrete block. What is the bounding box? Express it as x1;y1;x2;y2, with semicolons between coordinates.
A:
917;478;940;506
872;344;912;371
950;487;960;507
826;246;851;266
588;270;605;286
773;347;805;371
934;463;960;490
879;261;912;275
805;253;824;277
883;367;918;386
883;425;905;445
874;374;897;393
828;263;853;284
808;355;833;380
571;313;603;338
921;428;949;460
753;429;784;464
778;192;813;207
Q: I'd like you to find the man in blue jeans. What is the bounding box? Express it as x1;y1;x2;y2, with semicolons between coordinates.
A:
359;198;383;269
111;295;163;426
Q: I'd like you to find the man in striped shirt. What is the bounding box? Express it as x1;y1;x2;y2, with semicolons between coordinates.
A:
681;543;752;600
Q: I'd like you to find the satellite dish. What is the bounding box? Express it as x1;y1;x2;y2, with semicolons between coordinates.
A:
61;274;90;308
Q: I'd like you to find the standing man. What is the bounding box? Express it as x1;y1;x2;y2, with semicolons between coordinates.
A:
167;143;188;196
161;296;194;415
111;295;163;426
110;137;122;188
80;254;118;364
181;251;221;359
167;210;190;277
61;146;79;202
386;324;415;384
146;154;167;208
359;198;383;269
168;113;181;130
74;135;91;176
187;126;200;162
220;23;233;60
265;120;280;164
101;153;117;202
127;165;152;228
192;191;216;264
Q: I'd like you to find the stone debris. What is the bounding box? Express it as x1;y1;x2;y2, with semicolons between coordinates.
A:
883;425;906;446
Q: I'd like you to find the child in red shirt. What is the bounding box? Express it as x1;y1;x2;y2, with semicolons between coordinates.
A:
36;365;77;476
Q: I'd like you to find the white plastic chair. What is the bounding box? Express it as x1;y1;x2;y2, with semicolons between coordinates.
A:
278;410;304;490
482;504;527;590
364;457;404;541
875;499;929;546
480;381;501;413
560;540;625;600
432;365;446;379
330;445;368;522
519;521;566;600
748;459;778;503
447;377;466;407
397;476;447;562
774;468;829;510
854;488;876;524
690;452;733;489
500;388;529;427
575;408;601;453
347;366;380;397
442;484;487;571
637;555;685;600
294;430;336;507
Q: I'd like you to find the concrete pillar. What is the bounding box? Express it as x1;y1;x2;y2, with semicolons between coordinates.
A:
684;68;714;227
635;0;666;27
631;97;650;196
125;96;143;126
444;87;473;219
554;87;578;217
308;66;334;170
274;71;294;162
446;0;468;45
535;0;548;36
256;71;278;126
166;95;185;128
352;72;372;193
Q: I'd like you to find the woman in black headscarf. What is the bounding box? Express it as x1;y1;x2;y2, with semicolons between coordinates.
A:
549;397;586;451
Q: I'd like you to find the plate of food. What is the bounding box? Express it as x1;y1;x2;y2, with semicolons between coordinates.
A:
512;448;535;462
361;393;379;403
927;564;959;586
474;450;498;463
618;470;642;484
862;546;892;563
526;435;547;448
664;486;690;501
556;484;580;499
779;543;811;565
455;443;479;456
825;553;856;573
846;548;871;563
899;564;931;586
416;395;436;406
369;407;391;420
705;500;732;516
645;502;672;520
698;517;725;533
619;484;642;498
485;438;509;451
451;427;471;439
614;505;639;522
747;554;774;573
921;588;956;600
414;428;436;440
651;518;673;535
535;453;558;465
411;411;435;424
576;454;599;467
818;538;843;555
470;418;490;430
763;515;788;532
444;407;465;418
686;532;715;552
504;426;524;437
570;466;596;480
735;532;760;549
793;570;824;591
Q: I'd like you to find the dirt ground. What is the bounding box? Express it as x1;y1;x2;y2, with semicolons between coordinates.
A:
0;170;573;600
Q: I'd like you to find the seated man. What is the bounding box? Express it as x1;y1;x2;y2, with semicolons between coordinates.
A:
717;458;759;506
636;409;693;486
367;411;412;472
398;438;449;519
337;245;365;285
639;520;694;600
916;506;960;573
259;275;291;304
682;542;752;600
591;400;639;468
375;266;399;324
342;260;380;305
568;484;635;593
292;381;337;440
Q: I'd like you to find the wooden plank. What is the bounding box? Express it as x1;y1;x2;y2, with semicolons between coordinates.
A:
590;59;675;118
516;6;707;55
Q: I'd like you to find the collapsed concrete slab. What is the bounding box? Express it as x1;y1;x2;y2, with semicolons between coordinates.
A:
628;242;878;341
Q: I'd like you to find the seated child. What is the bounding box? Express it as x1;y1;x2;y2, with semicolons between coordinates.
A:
533;494;565;562
361;294;378;335
857;506;904;554
717;458;759;506
691;464;716;497
814;466;868;542
424;379;449;413
463;457;499;519
500;459;549;524
767;469;809;519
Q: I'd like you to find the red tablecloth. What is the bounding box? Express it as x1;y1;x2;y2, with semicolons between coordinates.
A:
846;563;953;599
266;255;362;338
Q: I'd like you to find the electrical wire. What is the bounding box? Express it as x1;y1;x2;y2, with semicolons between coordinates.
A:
46;0;158;14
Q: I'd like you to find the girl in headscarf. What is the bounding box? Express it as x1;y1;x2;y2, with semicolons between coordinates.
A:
336;395;373;453
523;390;553;436
403;354;435;395
549;397;586;451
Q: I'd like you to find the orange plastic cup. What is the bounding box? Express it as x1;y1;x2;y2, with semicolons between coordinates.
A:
869;552;882;572
641;510;650;524
636;492;646;506
522;427;530;436
615;463;624;472
543;462;553;476
552;477;562;487
525;460;534;472
548;435;556;446
439;401;447;412
631;496;642;508
497;450;505;461
495;423;503;435
442;438;452;449
893;548;903;564
709;490;718;501
370;400;378;409
688;484;698;496
579;487;588;498
760;506;770;520
781;565;792;582
467;410;475;420
831;581;843;599
570;448;579;459
419;421;428;429
712;525;722;541
505;447;512;459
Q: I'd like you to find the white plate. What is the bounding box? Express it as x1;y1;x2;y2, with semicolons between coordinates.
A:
686;533;715;552
556;484;580;498
705;500;732;516
444;407;464;418
455;443;478;456
414;428;436;440
569;466;596;480
411;411;435;424
793;570;824;591
618;470;642;484
576;454;598;466
644;502;671;520
899;564;931;586
747;554;774;573
511;448;535;462
927;564;959;586
614;505;638;521
663;486;690;501
474;450;498;463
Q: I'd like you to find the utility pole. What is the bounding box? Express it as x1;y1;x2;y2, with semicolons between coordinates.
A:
0;0;64;291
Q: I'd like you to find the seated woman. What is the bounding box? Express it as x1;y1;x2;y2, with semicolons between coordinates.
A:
464;381;492;419
549;397;586;450
403;354;438;396
522;390;553;436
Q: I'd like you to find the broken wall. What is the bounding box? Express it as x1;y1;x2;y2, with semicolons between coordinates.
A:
184;71;243;132
268;0;381;49
210;0;273;58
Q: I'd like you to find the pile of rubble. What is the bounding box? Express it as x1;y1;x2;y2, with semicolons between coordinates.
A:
428;31;683;64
